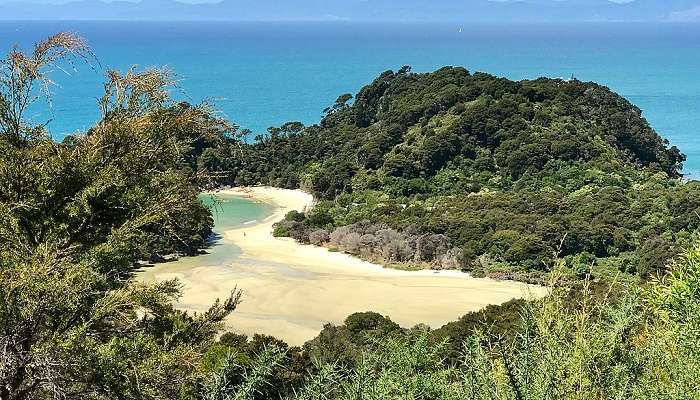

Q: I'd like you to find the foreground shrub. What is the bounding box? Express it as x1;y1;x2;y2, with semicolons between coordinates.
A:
210;245;700;399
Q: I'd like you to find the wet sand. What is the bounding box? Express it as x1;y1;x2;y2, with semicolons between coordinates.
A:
138;186;547;346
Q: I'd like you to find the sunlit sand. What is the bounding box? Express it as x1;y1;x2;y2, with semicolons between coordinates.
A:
138;187;547;346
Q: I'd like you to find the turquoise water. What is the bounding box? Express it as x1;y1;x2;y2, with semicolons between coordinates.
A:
1;21;699;177
188;193;272;265
137;193;272;288
201;193;273;232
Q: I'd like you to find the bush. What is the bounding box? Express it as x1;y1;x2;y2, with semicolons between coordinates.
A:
285;245;700;399
285;210;306;222
308;229;330;245
273;224;290;237
637;236;678;278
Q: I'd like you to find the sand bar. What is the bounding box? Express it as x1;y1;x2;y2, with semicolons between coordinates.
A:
138;186;547;346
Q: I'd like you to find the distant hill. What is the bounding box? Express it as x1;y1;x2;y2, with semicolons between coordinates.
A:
2;0;700;22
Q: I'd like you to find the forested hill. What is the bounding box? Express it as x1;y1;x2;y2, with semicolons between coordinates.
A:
231;67;700;281
239;67;684;192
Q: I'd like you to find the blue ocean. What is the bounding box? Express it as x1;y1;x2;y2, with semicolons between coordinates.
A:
1;21;698;176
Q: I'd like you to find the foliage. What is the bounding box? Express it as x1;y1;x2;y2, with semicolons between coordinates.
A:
281;245;700;399
303;312;404;369
235;67;697;279
0;33;242;399
0;32;93;145
202;345;285;400
4;33;700;400
273;217;463;269
201;333;310;400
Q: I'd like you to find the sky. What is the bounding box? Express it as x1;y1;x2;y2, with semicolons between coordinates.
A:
0;0;660;5
1;0;699;22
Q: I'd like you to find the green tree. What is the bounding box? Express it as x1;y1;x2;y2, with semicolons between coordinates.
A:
0;33;240;399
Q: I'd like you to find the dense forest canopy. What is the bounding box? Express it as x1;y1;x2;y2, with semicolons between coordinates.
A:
229;67;699;282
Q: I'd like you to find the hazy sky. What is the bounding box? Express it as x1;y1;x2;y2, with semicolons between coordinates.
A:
0;0;210;3
0;0;645;4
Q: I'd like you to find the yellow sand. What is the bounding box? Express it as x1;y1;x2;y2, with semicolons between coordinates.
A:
138;186;547;346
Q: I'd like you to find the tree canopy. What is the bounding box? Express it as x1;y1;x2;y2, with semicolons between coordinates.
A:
0;33;242;399
234;67;698;282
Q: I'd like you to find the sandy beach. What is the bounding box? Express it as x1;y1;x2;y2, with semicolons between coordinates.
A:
138;186;547;346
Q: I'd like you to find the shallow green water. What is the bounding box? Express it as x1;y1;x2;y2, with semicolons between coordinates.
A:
186;193;274;265
201;193;274;232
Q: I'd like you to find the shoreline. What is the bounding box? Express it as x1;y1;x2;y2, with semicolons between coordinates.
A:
220;186;478;278
140;186;547;346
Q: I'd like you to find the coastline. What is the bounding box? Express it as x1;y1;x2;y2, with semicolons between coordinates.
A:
140;186;547;346
220;186;477;278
